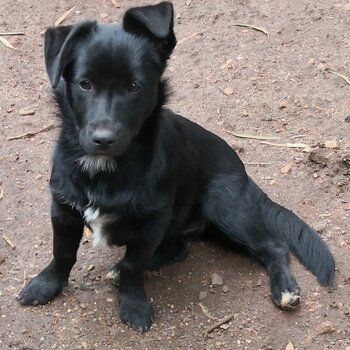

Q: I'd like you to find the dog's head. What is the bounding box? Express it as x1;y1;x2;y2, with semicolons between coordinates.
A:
45;2;175;160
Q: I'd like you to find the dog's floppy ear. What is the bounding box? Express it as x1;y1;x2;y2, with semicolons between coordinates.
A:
44;21;96;89
123;1;176;58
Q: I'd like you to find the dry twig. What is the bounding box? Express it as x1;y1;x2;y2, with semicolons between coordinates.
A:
0;32;25;36
7;124;57;141
0;36;16;49
224;129;280;141
220;59;233;69
326;69;350;85
260;141;309;148
290;134;307;139
203;314;235;337
54;7;76;26
244;161;274;166
3;235;16;249
177;32;201;45
234;23;269;37
199;303;218;320
111;0;120;8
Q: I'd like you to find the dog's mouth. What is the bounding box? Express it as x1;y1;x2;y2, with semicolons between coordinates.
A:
77;155;118;176
94;148;113;156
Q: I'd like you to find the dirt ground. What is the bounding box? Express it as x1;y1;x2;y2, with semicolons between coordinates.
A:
0;0;349;349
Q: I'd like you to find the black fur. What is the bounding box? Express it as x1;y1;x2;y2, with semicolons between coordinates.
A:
18;1;335;332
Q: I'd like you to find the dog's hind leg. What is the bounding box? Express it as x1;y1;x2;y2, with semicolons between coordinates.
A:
107;217;203;282
106;236;187;283
145;215;206;270
203;174;301;309
250;244;300;309
149;236;187;270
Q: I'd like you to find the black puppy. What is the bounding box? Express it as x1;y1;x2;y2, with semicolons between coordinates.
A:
18;2;335;332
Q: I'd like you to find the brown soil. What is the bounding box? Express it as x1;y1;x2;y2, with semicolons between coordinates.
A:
0;1;349;349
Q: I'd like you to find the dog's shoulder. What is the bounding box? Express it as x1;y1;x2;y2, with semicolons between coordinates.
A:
159;107;224;147
159;107;202;139
159;107;246;174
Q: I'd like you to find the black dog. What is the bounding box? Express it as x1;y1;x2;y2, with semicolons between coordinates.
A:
18;2;335;332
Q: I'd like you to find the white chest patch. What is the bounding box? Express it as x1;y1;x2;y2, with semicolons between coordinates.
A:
84;207;110;247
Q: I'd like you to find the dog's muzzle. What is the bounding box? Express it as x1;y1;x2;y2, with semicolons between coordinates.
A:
92;127;117;150
81;121;130;157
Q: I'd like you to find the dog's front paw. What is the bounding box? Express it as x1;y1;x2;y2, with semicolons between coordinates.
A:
119;293;154;332
17;271;67;306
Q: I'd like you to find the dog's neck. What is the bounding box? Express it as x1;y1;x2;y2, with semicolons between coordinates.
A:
135;79;169;142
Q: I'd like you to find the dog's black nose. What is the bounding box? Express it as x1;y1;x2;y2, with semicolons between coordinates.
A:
92;128;116;147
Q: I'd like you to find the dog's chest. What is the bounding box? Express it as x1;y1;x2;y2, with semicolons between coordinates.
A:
62;172;162;246
81;187;145;247
83;207;114;247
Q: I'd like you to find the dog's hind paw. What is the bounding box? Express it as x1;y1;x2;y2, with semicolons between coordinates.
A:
274;290;301;310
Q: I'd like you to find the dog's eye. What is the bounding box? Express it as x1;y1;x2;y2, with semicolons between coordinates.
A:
78;79;92;91
127;82;141;93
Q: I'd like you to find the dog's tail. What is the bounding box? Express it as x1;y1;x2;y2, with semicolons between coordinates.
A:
261;192;335;286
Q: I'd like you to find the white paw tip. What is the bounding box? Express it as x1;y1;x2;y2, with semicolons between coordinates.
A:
280;291;301;309
106;269;119;280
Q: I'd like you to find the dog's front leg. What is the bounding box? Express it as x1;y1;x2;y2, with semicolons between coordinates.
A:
18;199;84;306
118;241;158;333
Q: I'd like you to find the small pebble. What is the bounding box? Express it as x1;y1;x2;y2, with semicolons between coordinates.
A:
19;106;36;116
329;301;338;308
280;163;292;174
211;273;223;287
199;291;207;300
222;285;229;293
317;63;327;71
317;320;337;335
223;87;234;96
325;140;338;149
278;101;288;109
